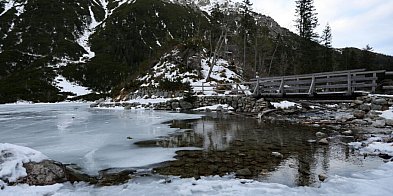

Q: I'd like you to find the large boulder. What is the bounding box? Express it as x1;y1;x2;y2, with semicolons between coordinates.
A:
179;100;193;110
372;98;388;105
17;160;67;185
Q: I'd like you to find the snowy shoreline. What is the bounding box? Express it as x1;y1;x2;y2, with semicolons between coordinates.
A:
1;142;393;195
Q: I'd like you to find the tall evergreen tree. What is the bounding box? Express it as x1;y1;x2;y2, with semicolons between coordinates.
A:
295;0;318;41
239;0;255;71
294;0;319;73
321;23;333;71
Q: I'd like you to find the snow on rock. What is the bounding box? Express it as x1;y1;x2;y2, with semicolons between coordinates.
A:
0;143;47;182
2;162;393;195
271;101;298;109
349;136;393;156
380;107;393;120
193;104;234;112
54;75;92;97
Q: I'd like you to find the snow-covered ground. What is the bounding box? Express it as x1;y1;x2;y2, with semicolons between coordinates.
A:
137;49;250;98
1;143;393;195
54;76;92;97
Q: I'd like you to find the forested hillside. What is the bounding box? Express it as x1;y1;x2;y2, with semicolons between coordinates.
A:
0;0;392;103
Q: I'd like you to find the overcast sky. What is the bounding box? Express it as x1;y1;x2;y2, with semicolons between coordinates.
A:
234;0;393;56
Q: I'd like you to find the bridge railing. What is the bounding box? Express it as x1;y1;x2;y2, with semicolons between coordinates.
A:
252;69;386;97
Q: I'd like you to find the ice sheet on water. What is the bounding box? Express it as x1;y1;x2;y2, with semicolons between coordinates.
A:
0;103;202;175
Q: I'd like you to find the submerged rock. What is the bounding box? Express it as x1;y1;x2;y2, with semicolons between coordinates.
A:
236;168;252;177
98;168;136;186
315;132;326;138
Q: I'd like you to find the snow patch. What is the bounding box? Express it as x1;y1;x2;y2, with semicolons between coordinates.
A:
54;75;92;97
271;101;298;109
0;0;27;17
0;143;47;182
380;107;393;120
193;104;234;112
349;136;393;156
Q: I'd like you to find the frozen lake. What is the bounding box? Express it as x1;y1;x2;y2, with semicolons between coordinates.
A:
0;103;202;175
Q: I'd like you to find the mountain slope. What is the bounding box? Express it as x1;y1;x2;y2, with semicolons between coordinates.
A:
0;0;392;103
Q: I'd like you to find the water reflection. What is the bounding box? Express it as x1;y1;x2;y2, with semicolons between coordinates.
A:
150;114;382;186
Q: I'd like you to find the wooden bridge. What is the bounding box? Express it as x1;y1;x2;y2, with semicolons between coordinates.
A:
251;69;391;98
193;69;392;98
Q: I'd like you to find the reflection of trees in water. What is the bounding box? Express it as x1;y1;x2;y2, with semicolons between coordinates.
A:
156;116;370;186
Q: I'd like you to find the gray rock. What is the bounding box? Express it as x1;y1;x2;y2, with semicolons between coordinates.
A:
359;104;371;112
371;104;383;111
236;168;252;176
354;100;364;105
318;174;328;182
353;110;366;119
351;119;369;125
65;165;97;184
171;101;180;109
316;132;326;137
318;138;329;145
342;130;353;136
18;160;67;185
98;168;136;186
373;120;386;128
386;119;393;126
372;98;388;105
90;98;105;108
179;100;193;110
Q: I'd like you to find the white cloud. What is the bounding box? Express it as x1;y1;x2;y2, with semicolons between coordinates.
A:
235;0;393;55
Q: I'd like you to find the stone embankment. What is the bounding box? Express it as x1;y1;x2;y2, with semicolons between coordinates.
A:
92;96;270;113
92;95;393;130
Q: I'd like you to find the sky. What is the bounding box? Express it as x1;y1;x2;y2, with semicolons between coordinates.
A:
233;0;393;56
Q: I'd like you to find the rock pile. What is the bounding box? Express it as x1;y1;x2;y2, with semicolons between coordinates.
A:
351;96;393;128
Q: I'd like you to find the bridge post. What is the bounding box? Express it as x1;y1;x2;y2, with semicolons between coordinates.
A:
308;75;316;97
347;73;352;96
279;77;285;96
372;72;377;93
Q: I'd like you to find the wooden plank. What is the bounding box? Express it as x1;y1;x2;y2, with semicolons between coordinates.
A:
386;71;393;75
352;83;377;88
283;86;312;91
383;86;393;90
315;84;348;89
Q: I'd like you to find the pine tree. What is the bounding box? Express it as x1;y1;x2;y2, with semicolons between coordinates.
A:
294;0;319;73
239;0;255;71
321;23;333;71
321;23;332;48
295;0;318;41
